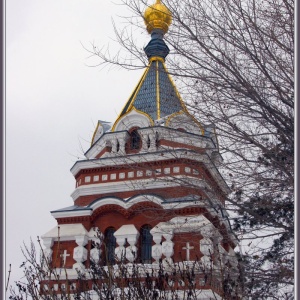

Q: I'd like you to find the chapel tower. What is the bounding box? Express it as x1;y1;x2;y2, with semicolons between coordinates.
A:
41;1;239;298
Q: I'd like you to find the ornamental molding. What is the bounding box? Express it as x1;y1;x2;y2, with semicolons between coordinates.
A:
85;125;215;161
70;176;207;201
51;194;218;220
86;131;130;159
151;215;220;237
90;194;164;210
51;197;235;243
113;109;153;133
71;149;229;194
166;112;204;135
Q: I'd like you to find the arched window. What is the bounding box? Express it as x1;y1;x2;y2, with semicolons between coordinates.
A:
130;128;140;150
140;225;152;263
104;227;116;265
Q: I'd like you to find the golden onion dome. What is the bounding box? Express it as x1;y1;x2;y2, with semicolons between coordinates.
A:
144;0;172;34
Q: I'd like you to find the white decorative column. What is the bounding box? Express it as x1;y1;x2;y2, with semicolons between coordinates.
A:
140;133;149;152
126;235;139;263
227;246;239;280
199;222;218;270
114;225;139;263
90;246;102;264
148;132;157;151
150;227;162;263
42;237;53;269
118;137;126;154
200;237;214;269
73;235;88;270
162;232;174;264
228;246;238;268
111;138;117;154
217;244;228;268
200;238;214;256
115;236;126;261
89;228;103;264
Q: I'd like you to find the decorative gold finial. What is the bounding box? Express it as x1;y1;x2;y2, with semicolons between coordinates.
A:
144;0;172;34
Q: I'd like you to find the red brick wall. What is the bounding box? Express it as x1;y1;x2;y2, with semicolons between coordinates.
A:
51;241;77;269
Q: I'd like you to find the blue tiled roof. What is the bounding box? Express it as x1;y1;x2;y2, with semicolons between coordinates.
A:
120;60;186;121
158;62;183;117
133;62;158;119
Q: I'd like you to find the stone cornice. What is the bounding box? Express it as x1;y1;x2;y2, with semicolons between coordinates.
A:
70;176;207;201
70;149;230;194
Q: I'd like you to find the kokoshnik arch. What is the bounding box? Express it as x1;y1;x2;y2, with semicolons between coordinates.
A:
41;0;239;298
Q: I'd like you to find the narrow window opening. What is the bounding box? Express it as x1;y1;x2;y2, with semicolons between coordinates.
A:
104;227;116;265
130;129;140;150
141;225;152;264
155;132;159;147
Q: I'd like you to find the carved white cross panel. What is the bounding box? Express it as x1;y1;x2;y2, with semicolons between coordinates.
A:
182;242;194;261
60;249;70;267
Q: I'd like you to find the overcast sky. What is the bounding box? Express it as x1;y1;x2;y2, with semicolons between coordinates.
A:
6;0;147;294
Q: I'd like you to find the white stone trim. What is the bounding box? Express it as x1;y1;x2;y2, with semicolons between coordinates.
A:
85;126;215;161
71;176;208;201
114;224;140;262
152;215;218;236
44;268;222;299
89;194;164;211
41;224;88;241
51;209;92;218
50;193;234;240
70;149;229;195
113;109;152;133
51;193;226;221
86;131;130;159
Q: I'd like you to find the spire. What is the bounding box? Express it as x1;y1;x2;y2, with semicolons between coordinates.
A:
112;0;190;129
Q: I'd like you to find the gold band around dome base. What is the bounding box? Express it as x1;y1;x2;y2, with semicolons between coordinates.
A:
149;56;165;63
